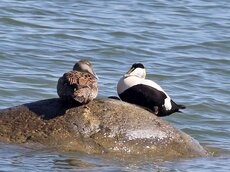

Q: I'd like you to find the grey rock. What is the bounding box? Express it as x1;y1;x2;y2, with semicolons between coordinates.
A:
0;98;208;160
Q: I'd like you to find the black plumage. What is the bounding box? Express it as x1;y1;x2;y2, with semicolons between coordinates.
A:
117;63;186;117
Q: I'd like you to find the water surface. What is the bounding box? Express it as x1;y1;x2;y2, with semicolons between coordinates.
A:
0;0;230;171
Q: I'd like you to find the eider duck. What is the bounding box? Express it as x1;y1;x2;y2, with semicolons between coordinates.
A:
117;63;185;117
57;59;98;104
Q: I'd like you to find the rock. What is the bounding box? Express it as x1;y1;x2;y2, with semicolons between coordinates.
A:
0;98;208;160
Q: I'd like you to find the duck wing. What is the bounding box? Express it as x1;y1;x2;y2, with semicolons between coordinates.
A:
119;84;167;110
57;71;98;103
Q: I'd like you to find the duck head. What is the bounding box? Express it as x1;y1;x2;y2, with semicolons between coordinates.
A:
124;63;146;79
73;59;98;79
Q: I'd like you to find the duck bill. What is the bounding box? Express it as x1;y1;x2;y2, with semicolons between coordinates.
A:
95;74;99;80
127;68;134;74
124;67;134;77
92;70;99;80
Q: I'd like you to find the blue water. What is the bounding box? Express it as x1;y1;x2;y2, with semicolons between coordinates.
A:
0;0;230;171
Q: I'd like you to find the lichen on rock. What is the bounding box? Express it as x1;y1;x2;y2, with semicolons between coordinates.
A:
0;98;208;160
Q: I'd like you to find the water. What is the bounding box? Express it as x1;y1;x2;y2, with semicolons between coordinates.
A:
0;0;230;171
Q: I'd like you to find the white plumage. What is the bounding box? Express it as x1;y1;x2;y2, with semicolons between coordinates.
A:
117;63;185;117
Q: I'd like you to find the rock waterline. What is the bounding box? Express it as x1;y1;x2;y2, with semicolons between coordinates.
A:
0;98;208;160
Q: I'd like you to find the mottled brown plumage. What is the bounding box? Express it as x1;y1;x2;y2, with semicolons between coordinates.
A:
57;60;98;104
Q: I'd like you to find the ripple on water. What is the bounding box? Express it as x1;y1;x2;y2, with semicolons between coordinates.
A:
0;0;230;171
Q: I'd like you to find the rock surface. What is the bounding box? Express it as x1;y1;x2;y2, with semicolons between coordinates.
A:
0;98;208;160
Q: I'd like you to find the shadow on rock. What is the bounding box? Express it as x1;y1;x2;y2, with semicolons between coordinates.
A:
24;98;81;120
0;98;209;160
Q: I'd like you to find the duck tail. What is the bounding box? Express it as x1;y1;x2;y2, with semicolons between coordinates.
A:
177;104;186;109
171;100;186;113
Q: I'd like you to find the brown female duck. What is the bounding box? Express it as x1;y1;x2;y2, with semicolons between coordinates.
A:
57;59;98;104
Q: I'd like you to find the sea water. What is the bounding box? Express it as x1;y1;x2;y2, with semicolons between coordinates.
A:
0;0;230;171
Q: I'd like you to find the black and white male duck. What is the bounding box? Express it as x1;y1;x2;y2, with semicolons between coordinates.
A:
117;63;185;117
57;59;98;104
